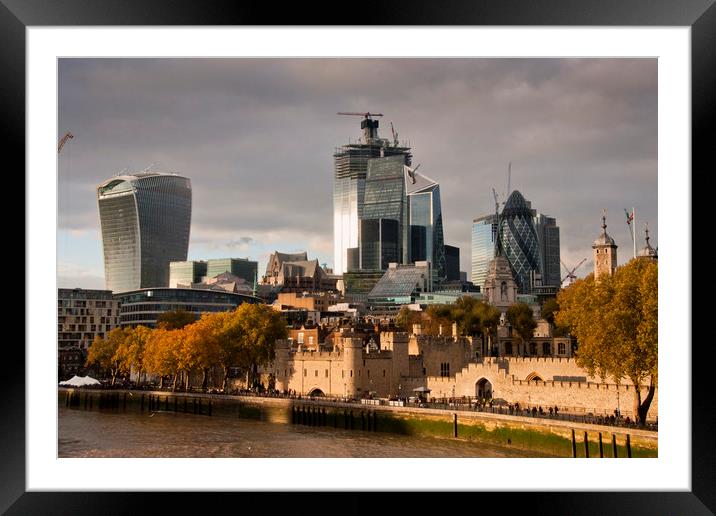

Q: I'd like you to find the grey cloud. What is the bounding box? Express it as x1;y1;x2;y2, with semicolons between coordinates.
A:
59;58;657;275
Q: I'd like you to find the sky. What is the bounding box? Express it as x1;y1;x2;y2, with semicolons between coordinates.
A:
57;58;657;290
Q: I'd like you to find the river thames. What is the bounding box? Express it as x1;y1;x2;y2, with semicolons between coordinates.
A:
58;406;547;458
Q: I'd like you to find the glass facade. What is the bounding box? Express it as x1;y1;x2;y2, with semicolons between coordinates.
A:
359;218;400;271
205;258;258;283
114;287;260;328
500;191;542;294
406;171;446;280
169;260;207;288
333;128;411;274
471;214;497;288
534;213;561;288
98;172;192;293
367;262;432;307
444;244;460;281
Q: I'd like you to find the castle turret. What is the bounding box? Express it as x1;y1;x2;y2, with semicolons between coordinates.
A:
342;337;364;398
273;339;291;393
593;211;618;280
381;332;409;394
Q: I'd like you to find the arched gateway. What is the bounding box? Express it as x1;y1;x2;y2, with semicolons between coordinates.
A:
476;378;492;400
308;388;325;397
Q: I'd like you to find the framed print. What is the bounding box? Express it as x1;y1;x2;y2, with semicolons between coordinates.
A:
5;0;711;513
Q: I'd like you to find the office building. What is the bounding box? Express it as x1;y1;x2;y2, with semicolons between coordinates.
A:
359;218;400;271
405;165;446;279
333;117;412;274
444;245;460;281
97;171;192;292
534;213;561;288
499;190;542;294
262;251;337;292
367;261;433;308
169;260;208;288
471;214;497;287
114;287;259;328
205;257;258;284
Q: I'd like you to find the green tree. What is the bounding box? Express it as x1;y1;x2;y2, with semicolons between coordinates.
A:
556;260;657;426
157;308;196;330
395;306;421;332
85;327;127;385
423;304;453;336
541;297;569;337
506;302;537;355
229;304;288;389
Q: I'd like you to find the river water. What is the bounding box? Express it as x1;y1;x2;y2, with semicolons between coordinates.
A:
58;406;541;458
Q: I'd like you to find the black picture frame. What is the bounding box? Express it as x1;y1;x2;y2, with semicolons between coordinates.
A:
5;0;709;513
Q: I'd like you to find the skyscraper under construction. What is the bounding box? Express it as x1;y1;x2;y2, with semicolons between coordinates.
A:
333;113;412;274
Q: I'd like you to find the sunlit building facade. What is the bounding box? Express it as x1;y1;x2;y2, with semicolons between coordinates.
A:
471;214;497;287
97;171;192;293
405;165;446;279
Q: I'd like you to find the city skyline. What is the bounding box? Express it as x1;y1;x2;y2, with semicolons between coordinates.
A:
58;58;658;289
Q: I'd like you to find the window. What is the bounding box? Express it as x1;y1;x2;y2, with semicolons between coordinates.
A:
315;370;318;377
350;370;353;377
298;332;304;344
325;369;328;378
543;342;551;355
505;342;513;355
367;370;370;378
342;370;345;378
529;342;537;355
383;370;386;377
558;342;566;354
304;369;307;377
440;362;450;377
309;336;314;346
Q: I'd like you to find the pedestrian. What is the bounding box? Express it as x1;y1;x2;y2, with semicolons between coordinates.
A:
554;405;559;415
549;406;553;416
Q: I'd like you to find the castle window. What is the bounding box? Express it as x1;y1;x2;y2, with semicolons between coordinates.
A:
505;342;513;355
543;342;551;355
558;342;566;355
383;370;386;377
325;369;328;378
529;342;537;355
315;370;318;377
350;370;353;377
304;369;307;377
440;363;451;377
342;370;345;378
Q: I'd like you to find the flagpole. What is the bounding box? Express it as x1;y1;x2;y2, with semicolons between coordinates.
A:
633;207;637;259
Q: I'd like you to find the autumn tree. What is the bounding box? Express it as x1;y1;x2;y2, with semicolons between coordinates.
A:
506;302;537;355
422;304;454;336
183;313;222;392
85;327;127;385
116;325;152;385
541;297;569;337
144;328;176;389
556;259;657;426
157;308;196;330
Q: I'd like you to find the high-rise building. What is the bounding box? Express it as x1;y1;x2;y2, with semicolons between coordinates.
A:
471;214;497;287
97;171;192;293
333;118;411;274
534;213;561;287
362;155;410;265
205;257;258;284
444;245;460;281
169;260;207;288
405;165;446;279
359;218;400;271
499;190;542;294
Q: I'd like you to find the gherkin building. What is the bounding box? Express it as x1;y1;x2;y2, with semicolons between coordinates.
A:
499;190;542;294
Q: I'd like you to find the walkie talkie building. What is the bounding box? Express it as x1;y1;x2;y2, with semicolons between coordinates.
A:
97;171;192;293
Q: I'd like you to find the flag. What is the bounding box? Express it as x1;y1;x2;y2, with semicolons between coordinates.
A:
625;208;635;248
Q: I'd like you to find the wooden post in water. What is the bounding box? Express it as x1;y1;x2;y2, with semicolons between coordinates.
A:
198;398;202;415
174;397;178;412
208;400;212;416
344;410;349;430
123;393;127;411
184;397;187;413
626;434;632;458
373;411;378;432
453;413;458;438
360;411;365;431
141;394;145;412
165;396;169;411
193;398;197;414
350;411;354;430
84;393;88;410
612;434;618;458
571;429;577;458
584;432;590;458
89;395;93;410
598;432;604;458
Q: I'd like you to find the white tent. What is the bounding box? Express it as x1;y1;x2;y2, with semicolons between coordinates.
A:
59;375;101;387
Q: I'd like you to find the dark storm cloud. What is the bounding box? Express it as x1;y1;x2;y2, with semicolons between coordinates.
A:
58;58;657;275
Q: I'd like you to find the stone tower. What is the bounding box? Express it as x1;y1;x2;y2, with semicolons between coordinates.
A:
592;211;618;280
637;224;658;262
483;199;518;311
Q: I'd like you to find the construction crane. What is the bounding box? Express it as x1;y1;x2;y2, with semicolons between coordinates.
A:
405;163;421;184
390;121;399;146
58;131;74;154
561;258;587;285
492;188;500;215
336;112;384;119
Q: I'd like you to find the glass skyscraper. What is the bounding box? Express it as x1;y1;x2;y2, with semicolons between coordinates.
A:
471;214;497;288
534;213;561;287
500;190;542;294
406;166;446;279
97;171;192;293
333;120;411;274
359;218;400;271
